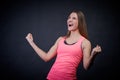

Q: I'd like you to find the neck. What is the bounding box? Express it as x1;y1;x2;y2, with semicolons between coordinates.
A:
69;30;81;38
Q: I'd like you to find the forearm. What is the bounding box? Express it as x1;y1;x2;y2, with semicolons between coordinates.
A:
28;41;48;62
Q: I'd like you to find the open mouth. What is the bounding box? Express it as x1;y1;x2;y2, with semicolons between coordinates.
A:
68;24;73;27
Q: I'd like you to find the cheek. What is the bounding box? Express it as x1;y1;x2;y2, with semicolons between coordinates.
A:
74;22;78;28
75;23;79;29
76;21;78;26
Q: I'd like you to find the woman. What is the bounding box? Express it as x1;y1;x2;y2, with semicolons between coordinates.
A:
26;10;102;80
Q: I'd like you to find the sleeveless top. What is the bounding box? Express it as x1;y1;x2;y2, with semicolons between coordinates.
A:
47;36;85;80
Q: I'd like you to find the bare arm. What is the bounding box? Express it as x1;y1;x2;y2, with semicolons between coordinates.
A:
82;39;102;70
25;33;62;62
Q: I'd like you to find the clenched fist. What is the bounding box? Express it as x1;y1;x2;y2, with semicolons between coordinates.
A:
92;45;102;56
26;33;33;43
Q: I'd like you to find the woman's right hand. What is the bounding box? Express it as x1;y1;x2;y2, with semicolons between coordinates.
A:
26;33;33;43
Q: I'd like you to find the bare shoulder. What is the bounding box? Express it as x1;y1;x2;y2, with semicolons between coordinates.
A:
57;36;64;40
82;38;91;48
55;36;64;43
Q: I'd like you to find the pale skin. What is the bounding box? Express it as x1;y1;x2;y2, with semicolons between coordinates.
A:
26;12;102;70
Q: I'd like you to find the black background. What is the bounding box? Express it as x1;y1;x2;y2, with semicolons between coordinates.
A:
0;0;119;80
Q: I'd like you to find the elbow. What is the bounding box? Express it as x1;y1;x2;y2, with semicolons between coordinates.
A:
83;61;90;70
43;56;50;62
44;59;49;62
41;54;53;62
38;54;49;62
83;62;93;70
83;64;89;70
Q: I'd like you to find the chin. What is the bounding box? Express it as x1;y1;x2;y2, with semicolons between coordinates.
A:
68;28;76;31
68;29;72;31
68;28;73;31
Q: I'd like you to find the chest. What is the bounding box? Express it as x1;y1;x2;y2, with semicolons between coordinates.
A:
57;39;83;56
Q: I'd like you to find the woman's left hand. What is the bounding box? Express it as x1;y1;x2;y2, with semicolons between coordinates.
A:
92;45;102;56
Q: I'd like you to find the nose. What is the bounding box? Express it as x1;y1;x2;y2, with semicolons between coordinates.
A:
68;18;72;22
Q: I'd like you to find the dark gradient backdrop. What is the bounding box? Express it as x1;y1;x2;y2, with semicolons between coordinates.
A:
0;0;119;80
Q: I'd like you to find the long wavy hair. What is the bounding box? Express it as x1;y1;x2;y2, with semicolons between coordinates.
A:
66;10;88;39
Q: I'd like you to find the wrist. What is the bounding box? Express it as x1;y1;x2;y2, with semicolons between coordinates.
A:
29;41;34;45
91;50;96;56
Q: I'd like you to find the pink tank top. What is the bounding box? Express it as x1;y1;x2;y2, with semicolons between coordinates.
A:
47;36;85;80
